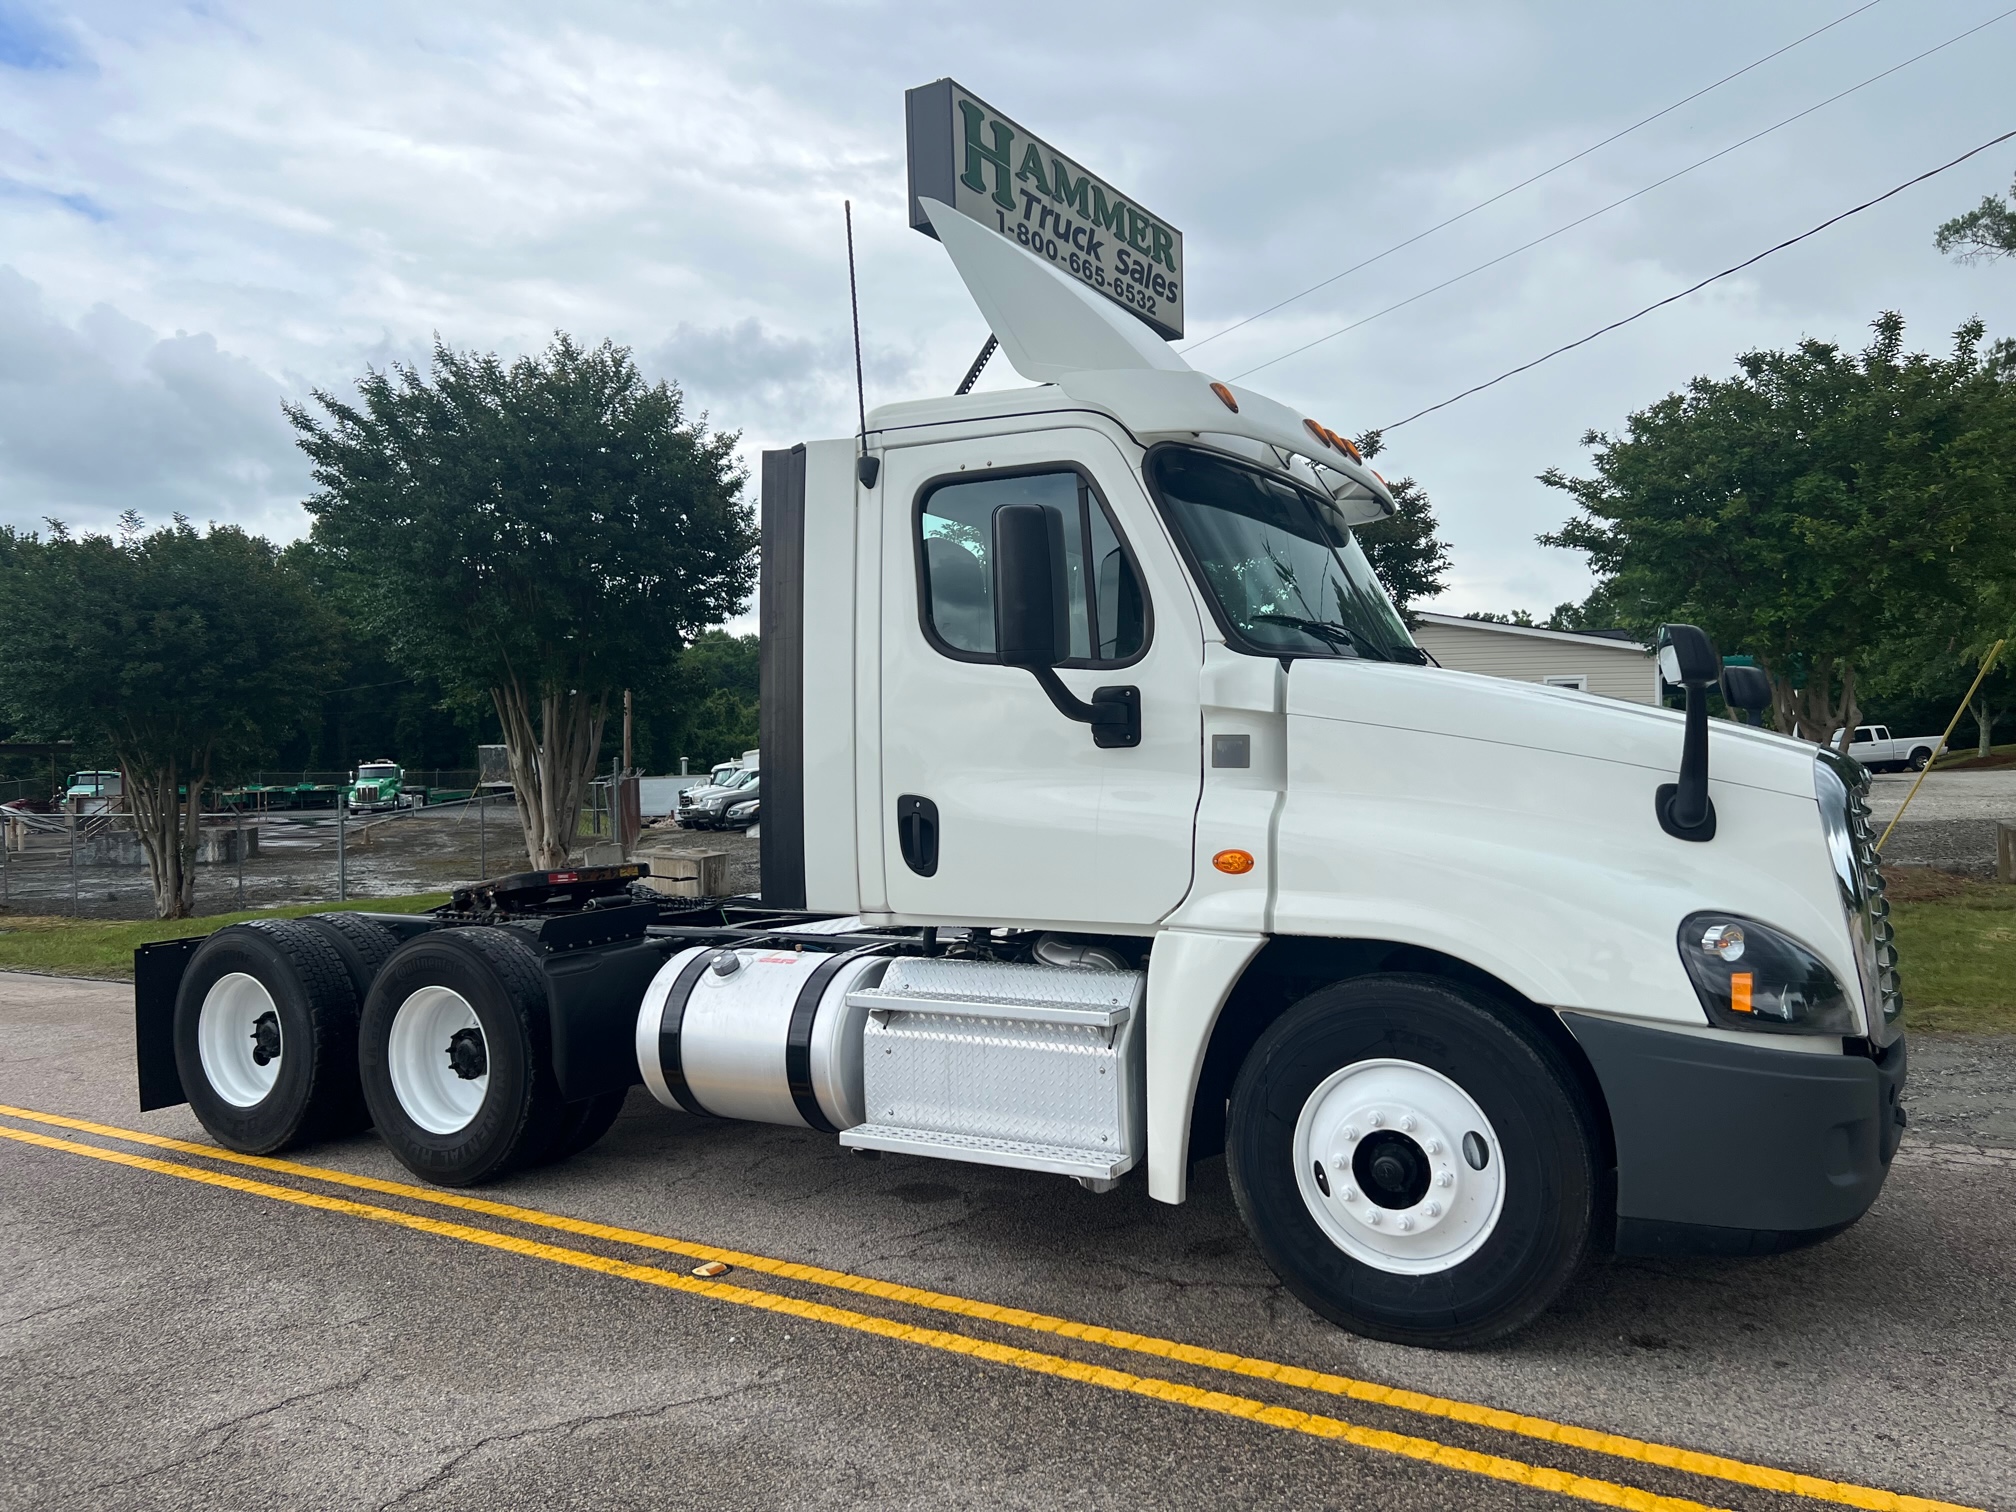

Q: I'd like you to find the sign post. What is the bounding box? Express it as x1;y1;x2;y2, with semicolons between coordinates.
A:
906;78;1185;341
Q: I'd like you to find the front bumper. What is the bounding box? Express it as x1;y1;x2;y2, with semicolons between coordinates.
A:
1562;1011;1906;1257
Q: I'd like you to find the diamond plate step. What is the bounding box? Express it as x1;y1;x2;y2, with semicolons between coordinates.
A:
838;1123;1136;1180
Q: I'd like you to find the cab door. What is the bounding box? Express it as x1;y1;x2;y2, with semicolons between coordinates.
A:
876;425;1203;931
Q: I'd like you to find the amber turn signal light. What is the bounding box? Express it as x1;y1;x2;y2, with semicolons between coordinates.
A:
1210;381;1239;412
1212;849;1256;875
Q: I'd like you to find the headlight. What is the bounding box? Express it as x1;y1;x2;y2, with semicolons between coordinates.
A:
1677;912;1858;1035
727;801;758;820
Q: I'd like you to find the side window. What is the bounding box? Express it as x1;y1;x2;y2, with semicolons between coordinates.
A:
1854;727;1876;743
919;468;1147;665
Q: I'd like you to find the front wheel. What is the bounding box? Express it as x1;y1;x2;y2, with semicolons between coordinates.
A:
1227;975;1596;1348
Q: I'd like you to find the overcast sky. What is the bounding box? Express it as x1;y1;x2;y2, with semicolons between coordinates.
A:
3;0;2013;620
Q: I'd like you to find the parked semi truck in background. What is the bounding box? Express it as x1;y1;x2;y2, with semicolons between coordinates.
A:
133;178;1905;1349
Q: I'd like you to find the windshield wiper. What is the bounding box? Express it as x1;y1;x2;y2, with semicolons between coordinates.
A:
1253;613;1392;660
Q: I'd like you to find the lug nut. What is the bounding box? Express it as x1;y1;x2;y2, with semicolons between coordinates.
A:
1341;1185;1357;1202
1425;1139;1442;1155
1425;1202;1441;1218
1437;1171;1454;1188
1342;1126;1358;1142
1366;1211;1381;1226
1368;1111;1383;1127
1398;1216;1414;1231
1401;1116;1416;1132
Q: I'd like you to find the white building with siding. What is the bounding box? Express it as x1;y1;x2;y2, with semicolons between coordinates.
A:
1409;612;1658;705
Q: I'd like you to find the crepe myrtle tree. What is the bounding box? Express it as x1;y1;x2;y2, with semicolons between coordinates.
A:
0;515;336;918
289;335;756;870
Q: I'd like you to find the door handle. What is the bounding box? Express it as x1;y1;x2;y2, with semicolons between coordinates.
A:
897;794;939;877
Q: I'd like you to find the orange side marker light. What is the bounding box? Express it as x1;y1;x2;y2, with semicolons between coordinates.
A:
1212;849;1256;875
1209;381;1239;412
1729;973;1754;1013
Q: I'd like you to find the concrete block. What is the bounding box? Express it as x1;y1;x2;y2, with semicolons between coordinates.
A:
2000;820;2015;885
632;849;729;898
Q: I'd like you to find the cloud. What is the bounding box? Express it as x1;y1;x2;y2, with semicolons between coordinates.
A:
0;0;2010;608
0;267;308;538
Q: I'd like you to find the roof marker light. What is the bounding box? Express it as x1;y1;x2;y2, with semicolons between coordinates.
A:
1209;382;1239;412
1302;419;1333;449
1326;429;1364;463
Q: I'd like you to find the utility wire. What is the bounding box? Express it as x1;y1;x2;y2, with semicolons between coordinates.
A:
1376;127;2016;433
1230;5;2016;382
1181;0;1888;356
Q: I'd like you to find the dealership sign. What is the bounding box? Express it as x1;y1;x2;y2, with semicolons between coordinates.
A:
905;79;1185;342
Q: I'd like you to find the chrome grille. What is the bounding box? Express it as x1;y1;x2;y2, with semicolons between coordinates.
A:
1816;753;1903;1043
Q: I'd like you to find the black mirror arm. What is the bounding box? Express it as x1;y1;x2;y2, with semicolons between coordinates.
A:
1656;682;1718;841
1025;667;1141;750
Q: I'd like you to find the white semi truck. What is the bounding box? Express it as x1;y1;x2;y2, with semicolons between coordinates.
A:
133;193;1906;1349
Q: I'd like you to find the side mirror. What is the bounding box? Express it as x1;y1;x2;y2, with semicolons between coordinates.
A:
989;502;1141;749
1656;623;1721;688
992;503;1070;669
1720;665;1770;725
1654;622;1722;842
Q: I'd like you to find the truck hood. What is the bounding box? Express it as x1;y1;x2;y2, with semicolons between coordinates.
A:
1287;657;1818;799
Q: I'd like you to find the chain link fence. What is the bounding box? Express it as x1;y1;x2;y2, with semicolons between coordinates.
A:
1;793;539;920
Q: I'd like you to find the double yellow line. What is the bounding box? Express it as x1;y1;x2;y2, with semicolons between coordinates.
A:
0;1102;1974;1512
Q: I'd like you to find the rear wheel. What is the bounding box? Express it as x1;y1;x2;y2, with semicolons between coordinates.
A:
297;914;400;1133
359;928;567;1186
1908;748;1932;772
1227;974;1596;1348
540;1090;630;1164
173;920;363;1154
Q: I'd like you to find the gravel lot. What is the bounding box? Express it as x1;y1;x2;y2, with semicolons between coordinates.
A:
1868;770;2016;877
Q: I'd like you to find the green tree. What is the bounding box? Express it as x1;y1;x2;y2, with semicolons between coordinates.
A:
1539;313;2016;749
1935;173;2016;263
1352;431;1452;614
289;336;757;868
0;516;336;917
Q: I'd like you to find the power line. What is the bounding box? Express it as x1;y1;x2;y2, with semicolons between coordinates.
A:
1181;0;1889;356
1375;127;2016;434
1230;4;2016;382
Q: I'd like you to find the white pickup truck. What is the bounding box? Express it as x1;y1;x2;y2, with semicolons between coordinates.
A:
1836;725;1942;773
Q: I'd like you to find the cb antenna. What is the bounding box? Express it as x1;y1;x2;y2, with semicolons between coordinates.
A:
846;200;878;488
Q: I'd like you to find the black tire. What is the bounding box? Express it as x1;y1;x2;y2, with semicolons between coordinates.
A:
172;920;363;1155
358;927;567;1186
298;914;402;1133
538;1090;630;1165
1908;749;1931;772
1226;974;1596;1349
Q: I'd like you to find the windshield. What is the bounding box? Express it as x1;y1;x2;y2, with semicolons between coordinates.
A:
1145;446;1419;663
724;769;756;789
358;765;398;780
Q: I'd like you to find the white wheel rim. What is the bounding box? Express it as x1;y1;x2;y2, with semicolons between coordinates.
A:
197;972;283;1108
1292;1058;1505;1276
387;986;489;1135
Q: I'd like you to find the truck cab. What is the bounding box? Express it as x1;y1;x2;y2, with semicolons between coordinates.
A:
348;760;408;813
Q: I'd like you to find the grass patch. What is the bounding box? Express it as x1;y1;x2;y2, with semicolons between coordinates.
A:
1933;741;2016;771
1887;869;2016;1033
0;894;450;981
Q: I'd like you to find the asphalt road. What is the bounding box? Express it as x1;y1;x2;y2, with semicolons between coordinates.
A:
2;971;2011;1512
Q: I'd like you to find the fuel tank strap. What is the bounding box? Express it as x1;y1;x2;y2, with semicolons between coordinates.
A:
785;946;893;1133
659;950;722;1117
